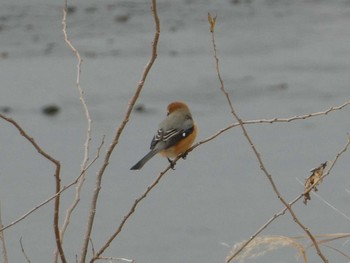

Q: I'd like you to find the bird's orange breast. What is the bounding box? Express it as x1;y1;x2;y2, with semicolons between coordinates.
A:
159;124;197;158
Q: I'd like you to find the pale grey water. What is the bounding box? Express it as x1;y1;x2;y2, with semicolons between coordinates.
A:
0;0;349;262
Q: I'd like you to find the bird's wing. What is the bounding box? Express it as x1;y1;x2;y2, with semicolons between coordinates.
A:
150;126;194;150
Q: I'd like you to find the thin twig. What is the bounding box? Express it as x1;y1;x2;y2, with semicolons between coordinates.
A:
62;0;91;175
61;0;93;250
97;257;135;262
0;136;104;233
0;114;66;263
79;1;160;262
320;244;350;260
245;100;350;124
296;177;350;221
190;99;350;151
297;233;350;259
90;165;172;263
0;203;8;263
309;233;350;247
228;135;350;261
207;14;328;263
90;238;95;257
20;237;31;263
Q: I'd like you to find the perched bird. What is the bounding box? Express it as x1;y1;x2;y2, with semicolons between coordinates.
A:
130;101;197;170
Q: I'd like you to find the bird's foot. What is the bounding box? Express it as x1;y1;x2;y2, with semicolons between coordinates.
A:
180;152;188;160
167;158;176;170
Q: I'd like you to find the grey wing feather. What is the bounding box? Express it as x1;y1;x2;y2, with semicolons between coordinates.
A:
150;113;194;151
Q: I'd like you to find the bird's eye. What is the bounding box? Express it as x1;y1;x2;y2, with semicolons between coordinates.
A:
182;132;186;137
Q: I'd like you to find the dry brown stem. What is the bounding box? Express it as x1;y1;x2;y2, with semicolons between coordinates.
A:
0;114;66;263
0;203;8;263
97;257;135;262
229;235;308;263
20;237;31;263
60;1;94;261
99;257;135;263
0;138;103;233
80;0;160;262
229;233;350;262
208;14;329;263
190;99;350;151
90;164;173;263
227;135;350;262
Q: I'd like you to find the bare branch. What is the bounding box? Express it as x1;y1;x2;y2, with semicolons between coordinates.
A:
245;100;350;124
0;137;103;234
20;237;31;263
0;203;9;263
190;99;350;153
79;0;160;262
61;1;93;260
62;0;91;171
97;257;135;262
208;14;329;263
228;135;350;261
0;114;66;262
90;165;172;263
305;183;350;221
320;244;350;260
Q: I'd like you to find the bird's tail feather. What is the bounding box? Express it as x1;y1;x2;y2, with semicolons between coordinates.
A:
130;149;159;170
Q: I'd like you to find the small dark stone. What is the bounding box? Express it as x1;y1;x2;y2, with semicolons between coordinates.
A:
66;6;77;15
0;52;8;59
42;104;60;116
0;106;11;113
114;14;130;23
134;104;146;113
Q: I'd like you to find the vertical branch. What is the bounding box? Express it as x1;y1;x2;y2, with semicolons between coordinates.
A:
62;0;91;171
0;202;9;263
20;238;32;263
53;160;65;263
61;0;93;261
207;14;328;263
79;0;160;262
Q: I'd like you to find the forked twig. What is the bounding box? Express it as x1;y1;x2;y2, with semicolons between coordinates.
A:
227;135;350;261
62;0;91;173
0;138;103;233
0;114;66;263
90;165;172;262
59;1;94;261
207;13;328;263
79;0;160;262
190;99;350;151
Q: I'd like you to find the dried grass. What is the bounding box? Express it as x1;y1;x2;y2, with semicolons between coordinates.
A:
228;235;307;263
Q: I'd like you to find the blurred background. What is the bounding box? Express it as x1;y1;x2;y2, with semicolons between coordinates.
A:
0;0;349;262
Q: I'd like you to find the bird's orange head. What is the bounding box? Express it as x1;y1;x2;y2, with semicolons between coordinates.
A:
167;101;189;115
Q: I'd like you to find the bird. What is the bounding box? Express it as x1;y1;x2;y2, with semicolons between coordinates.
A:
130;101;197;170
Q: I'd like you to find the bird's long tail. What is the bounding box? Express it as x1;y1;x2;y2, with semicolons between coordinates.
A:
130;149;159;170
